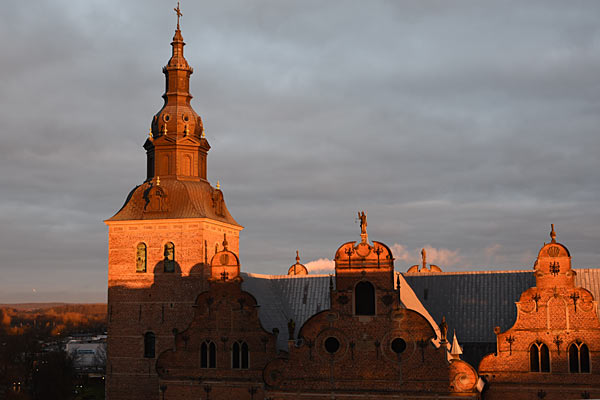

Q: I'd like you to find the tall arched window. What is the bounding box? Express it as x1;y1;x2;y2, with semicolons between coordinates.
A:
530;342;550;372
569;342;590;373
136;243;147;273
232;341;249;369
144;332;155;358
201;340;216;368
355;281;375;315
164;242;175;272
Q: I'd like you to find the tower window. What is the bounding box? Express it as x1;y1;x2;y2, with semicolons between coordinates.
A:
569;342;590;373
355;281;375;315
164;242;175;272
201;340;216;368
136;243;147;273
530;342;550;372
232;341;249;369
144;332;155;358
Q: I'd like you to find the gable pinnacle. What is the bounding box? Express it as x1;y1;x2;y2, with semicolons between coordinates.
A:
550;223;557;243
296;250;300;264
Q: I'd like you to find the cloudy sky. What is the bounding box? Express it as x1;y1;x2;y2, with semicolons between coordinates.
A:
1;0;599;302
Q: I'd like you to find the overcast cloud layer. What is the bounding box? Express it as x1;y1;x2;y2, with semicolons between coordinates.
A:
1;0;599;302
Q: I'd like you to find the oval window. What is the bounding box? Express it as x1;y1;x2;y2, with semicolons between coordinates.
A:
391;338;407;354
324;337;340;354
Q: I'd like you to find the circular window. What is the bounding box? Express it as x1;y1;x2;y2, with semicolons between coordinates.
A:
391;338;407;354
163;114;171;122
183;114;189;122
324;337;340;354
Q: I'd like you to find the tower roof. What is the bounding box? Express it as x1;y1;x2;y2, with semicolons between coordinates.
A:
107;178;240;225
108;8;240;226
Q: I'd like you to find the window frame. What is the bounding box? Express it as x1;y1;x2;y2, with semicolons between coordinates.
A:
163;242;175;273
354;280;376;316
232;340;249;369
529;342;550;373
144;331;155;358
568;342;591;373
136;242;147;273
201;340;216;369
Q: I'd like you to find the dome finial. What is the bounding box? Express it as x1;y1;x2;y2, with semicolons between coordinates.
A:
550;223;557;243
216;180;220;190
174;2;183;30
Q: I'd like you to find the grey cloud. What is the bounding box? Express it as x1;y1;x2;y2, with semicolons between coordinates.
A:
0;0;599;302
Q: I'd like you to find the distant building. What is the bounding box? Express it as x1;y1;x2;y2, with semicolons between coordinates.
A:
66;335;106;371
105;8;600;400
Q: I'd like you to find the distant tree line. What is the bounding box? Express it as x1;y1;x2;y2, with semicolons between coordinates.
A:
0;304;107;399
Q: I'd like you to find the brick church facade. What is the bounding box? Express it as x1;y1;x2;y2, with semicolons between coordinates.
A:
106;10;600;400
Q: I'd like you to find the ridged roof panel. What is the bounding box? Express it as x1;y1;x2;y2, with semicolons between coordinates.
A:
403;268;600;343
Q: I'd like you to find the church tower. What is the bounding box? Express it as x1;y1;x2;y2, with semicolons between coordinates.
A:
105;6;242;399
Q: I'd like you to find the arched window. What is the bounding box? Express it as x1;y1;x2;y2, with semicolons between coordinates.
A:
569;342;590;373
144;332;155;358
136;243;147;273
232;341;249;369
530;342;550;372
201;340;216;368
355;281;375;315
164;242;175;272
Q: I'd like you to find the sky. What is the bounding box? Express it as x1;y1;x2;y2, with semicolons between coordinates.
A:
0;0;599;303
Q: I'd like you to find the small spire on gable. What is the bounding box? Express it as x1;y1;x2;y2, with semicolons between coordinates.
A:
550;223;557;243
288;250;308;275
421;248;427;271
450;330;463;357
222;233;228;251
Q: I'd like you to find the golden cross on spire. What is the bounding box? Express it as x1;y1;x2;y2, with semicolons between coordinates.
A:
174;2;183;30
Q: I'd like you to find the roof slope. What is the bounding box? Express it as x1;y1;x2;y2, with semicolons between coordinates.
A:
241;272;441;350
107;179;240;225
403;268;600;344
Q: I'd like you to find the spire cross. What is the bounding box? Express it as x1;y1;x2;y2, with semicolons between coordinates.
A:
174;2;183;30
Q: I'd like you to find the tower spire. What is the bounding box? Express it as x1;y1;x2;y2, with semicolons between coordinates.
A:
144;5;210;182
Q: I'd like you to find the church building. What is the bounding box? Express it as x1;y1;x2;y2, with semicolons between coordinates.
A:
106;8;600;400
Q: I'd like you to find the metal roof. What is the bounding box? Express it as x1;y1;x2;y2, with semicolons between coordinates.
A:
240;268;600;350
403;268;600;344
241;272;441;351
241;273;332;350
